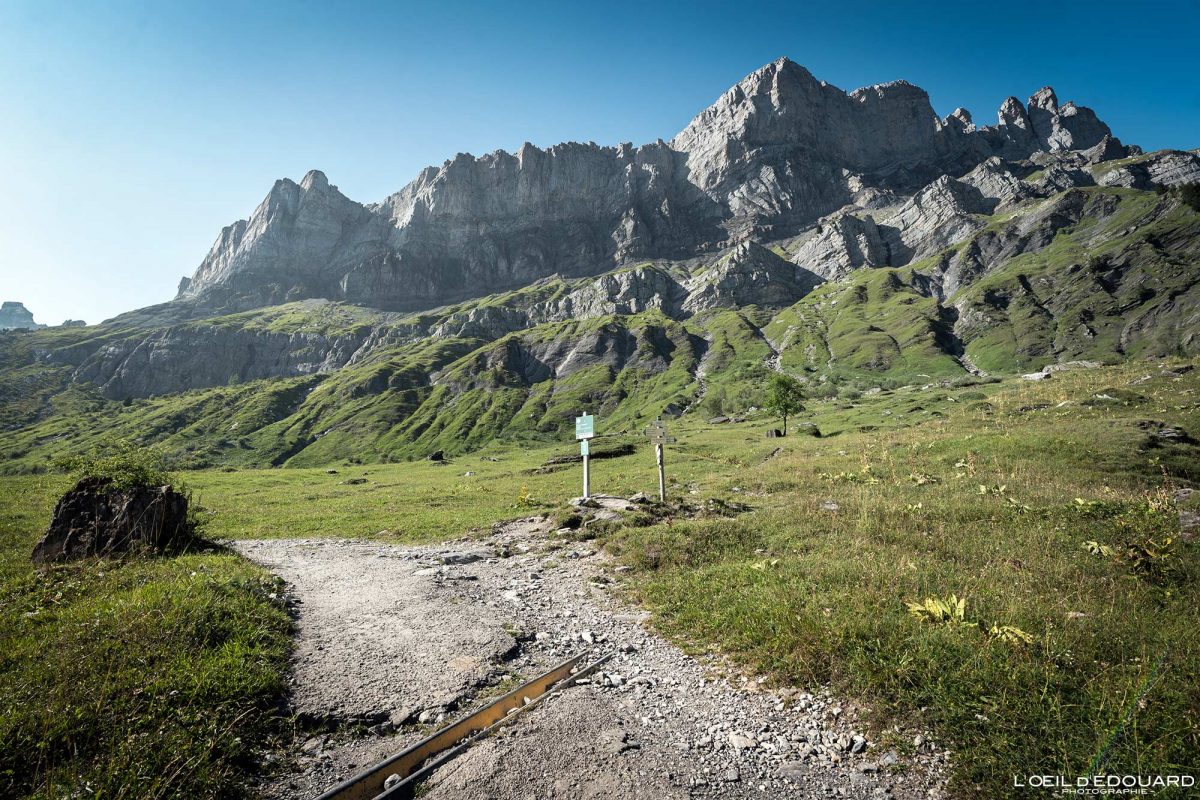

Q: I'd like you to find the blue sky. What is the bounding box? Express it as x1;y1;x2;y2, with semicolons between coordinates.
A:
1;0;1197;325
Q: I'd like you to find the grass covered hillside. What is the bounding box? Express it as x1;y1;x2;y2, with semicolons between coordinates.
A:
1;360;1196;798
2;184;1198;473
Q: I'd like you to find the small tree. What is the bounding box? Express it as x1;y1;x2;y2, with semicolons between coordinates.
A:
702;385;728;417
764;373;805;435
1179;182;1200;213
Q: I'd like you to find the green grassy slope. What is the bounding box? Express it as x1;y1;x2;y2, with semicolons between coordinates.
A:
954;189;1200;372
607;361;1200;797
2;187;1197;473
0;477;291;799
4;361;1196;798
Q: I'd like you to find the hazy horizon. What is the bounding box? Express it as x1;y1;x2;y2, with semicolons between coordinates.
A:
2;0;1198;326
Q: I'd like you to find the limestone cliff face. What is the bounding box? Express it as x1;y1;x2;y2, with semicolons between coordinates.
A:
0;302;44;330
176;59;1133;315
58;321;373;400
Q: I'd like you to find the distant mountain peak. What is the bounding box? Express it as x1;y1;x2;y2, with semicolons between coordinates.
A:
0;301;45;330
173;59;1138;316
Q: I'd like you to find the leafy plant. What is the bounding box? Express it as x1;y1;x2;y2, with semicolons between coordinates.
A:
1121;534;1185;584
988;624;1035;645
53;438;176;491
1082;540;1116;558
906;594;973;626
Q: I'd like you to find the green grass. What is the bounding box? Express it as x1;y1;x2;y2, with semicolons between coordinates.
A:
0;477;292;799
1;362;1198;797
952;189;1200;372
605;361;1200;797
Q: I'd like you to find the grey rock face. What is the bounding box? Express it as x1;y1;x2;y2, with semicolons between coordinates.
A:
1095;150;1200;189
58;314;374;399
684;241;820;312
1032;163;1096;194
878;176;992;263
442;321;693;392
557;265;684;319
791;214;891;280
175;59;1133;317
0;301;44;330
959;157;1034;210
1024;87;1113;153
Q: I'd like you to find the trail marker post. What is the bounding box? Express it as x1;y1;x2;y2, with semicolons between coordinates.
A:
575;413;595;499
644;417;675;502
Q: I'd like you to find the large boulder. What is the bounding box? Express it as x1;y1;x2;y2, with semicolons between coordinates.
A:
31;477;194;564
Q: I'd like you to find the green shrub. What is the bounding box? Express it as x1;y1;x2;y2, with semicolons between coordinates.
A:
54;438;176;491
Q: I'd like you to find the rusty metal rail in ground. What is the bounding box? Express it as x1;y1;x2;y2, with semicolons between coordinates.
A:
313;650;613;800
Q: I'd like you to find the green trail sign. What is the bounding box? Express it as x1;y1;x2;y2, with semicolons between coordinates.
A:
575;413;595;500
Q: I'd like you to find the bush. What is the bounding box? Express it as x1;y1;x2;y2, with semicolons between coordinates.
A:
702;386;728;417
1178;182;1200;212
54;439;175;491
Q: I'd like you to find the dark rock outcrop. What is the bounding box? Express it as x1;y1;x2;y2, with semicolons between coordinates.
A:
31;477;194;564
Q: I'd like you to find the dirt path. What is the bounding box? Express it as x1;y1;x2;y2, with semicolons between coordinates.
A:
234;507;947;799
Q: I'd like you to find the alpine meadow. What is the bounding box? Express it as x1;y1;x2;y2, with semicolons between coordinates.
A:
2;44;1198;800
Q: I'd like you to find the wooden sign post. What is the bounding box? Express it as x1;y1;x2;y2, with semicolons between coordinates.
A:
644;417;675;503
575;413;595;499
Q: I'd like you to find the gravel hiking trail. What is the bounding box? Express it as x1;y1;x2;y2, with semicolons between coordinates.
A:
233;503;948;799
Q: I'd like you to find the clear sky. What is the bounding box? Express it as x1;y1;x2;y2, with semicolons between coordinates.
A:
1;0;1197;325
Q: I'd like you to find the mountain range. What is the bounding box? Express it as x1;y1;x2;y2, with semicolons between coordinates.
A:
2;57;1198;470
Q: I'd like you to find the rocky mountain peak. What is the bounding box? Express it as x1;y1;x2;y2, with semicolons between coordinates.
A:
301;169;331;191
172;59;1138;316
0;301;44;330
998;96;1032;131
1028;86;1059;113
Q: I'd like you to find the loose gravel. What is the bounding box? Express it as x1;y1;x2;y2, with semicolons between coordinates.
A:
234;503;948;799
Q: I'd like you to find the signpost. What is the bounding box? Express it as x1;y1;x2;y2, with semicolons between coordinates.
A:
575;414;595;499
644;417;676;502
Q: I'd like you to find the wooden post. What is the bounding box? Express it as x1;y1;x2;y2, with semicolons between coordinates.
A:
656;442;665;503
583;448;591;500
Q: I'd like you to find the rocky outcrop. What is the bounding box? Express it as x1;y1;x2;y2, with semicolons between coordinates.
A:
174;59;1133;317
556;265;685;319
179;146;720;315
441;322;690;391
683;242;820;312
937;189;1122;298
791;213;891;281
0;302;44;330
31;477;193;564
58;319;375;399
879;176;992;263
1094;150;1200;190
960;157;1035;210
1024;87;1114;153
